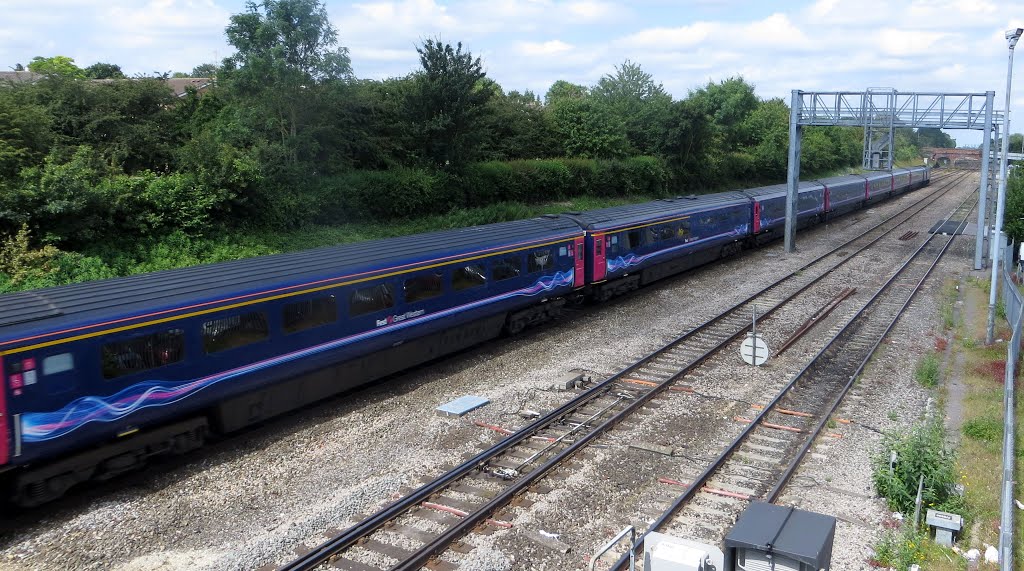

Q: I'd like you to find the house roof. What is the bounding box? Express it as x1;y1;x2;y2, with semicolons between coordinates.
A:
0;71;43;83
165;77;213;97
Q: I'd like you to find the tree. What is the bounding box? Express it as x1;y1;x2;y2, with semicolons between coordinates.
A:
591;60;672;154
687;77;759;149
407;39;493;170
223;0;352;147
27;56;85;78
544;80;588;105
191;63;220;77
84;62;125;79
549;97;628;159
481;89;559;160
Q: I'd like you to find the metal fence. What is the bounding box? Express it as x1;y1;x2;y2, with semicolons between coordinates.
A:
999;266;1021;571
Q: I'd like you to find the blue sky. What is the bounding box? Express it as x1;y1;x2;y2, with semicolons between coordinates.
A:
3;0;1024;145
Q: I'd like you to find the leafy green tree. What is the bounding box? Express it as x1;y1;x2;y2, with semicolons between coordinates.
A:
0;88;53;180
481;89;559;160
27;56;85;78
223;0;352;148
591;60;672;154
408;39;493;170
191;63;220;77
687;77;759;149
84;62;125;79
544;80;588;105
549;97;628;159
1004;168;1024;243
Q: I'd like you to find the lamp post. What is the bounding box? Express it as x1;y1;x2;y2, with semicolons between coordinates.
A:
987;27;1023;345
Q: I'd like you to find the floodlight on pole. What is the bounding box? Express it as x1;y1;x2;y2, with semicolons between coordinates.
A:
987;27;1023;346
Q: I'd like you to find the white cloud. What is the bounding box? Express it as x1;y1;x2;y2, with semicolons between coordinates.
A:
518;40;574;57
616;22;717;50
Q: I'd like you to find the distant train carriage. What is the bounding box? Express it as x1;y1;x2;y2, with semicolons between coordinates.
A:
742;182;826;244
819;174;869;216
0;216;584;505
565;193;752;301
908;165;930;189
892;167;913;195
863;171;894;204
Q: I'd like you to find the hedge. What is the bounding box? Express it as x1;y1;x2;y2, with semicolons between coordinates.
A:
313;157;670;223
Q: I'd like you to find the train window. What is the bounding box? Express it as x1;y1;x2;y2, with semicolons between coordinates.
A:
102;329;185;379
527;249;552;273
453;264;486;291
623;229;641;249
404;272;443;303
202;312;269;354
492;257;521;281
350;283;395;316
677;221;691;240
283;295;337;334
658;226;675;241
42;353;74;375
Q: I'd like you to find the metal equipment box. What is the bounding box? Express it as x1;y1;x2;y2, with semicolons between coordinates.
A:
723;502;836;571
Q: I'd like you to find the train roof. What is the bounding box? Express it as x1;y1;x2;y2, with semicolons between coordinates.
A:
740;181;825;200
818;174;868;186
563;192;751;231
864;170;894;181
0;215;583;343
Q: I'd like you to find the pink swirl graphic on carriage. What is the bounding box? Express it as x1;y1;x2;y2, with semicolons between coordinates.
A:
21;270;574;443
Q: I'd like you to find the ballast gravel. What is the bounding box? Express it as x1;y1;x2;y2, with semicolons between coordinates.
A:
0;174;976;571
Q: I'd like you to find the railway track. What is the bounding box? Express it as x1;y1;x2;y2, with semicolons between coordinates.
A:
603;186;978;570
269;171;972;571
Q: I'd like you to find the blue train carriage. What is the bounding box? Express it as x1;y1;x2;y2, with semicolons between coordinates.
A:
891;167;913;195
819;174;869;217
864;170;895;204
741;181;826;244
0;216;584;506
564;193;753;301
908;165;930;190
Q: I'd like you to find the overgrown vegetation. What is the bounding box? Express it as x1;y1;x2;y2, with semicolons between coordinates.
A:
872;419;965;517
914;352;942;388
0;0;949;292
871;528;928;570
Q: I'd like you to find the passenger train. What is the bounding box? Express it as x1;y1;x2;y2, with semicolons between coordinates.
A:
0;166;929;506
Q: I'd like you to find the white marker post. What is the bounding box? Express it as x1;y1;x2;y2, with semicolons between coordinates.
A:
741;305;770;366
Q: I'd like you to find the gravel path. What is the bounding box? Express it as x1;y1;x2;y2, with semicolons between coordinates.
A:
0;174;975;571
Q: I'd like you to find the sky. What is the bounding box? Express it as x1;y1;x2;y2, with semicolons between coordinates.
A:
3;0;1024;146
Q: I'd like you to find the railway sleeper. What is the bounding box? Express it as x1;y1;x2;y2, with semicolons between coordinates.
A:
9;416;208;507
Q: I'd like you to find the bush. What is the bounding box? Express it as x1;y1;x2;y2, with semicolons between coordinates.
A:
872;529;927;570
872;420;964;516
962;416;1002;444
914;352;941;388
316;168;459;222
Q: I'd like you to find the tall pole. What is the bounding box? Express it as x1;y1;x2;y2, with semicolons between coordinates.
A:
976;92;995;270
785;90;802;253
988;30;1021;345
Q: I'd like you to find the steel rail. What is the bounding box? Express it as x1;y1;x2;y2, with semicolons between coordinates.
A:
606;189;978;571
275;172;969;571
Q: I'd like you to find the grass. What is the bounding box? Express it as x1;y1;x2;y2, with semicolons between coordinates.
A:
914;352;941;388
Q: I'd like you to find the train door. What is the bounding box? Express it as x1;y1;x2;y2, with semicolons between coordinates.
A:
0;355;8;466
592;233;607;281
573;237;585;288
752;201;761;233
823;185;831;213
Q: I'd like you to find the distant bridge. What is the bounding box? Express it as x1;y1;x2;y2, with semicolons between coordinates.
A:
922;147;980;166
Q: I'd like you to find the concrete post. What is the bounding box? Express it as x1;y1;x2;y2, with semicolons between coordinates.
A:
785;90;802;254
976;92;995;270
